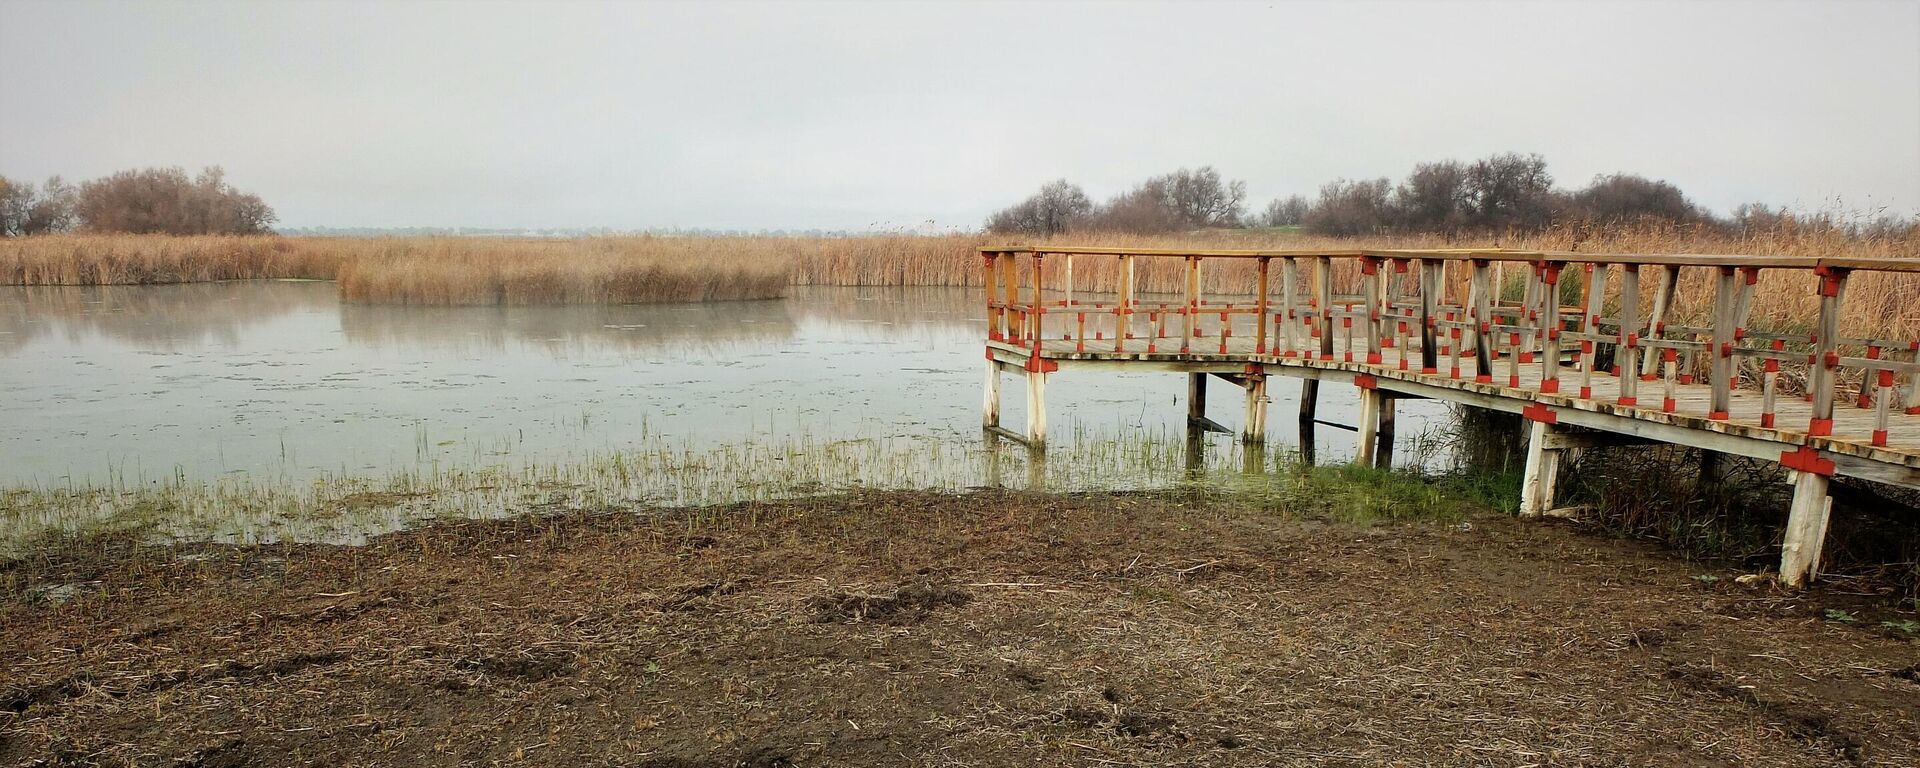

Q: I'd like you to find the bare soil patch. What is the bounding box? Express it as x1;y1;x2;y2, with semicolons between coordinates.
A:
3;489;1918;766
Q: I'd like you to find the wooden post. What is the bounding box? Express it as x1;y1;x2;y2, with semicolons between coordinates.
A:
1641;265;1678;379
982;359;1000;428
1280;257;1299;356
1419;259;1440;374
1026;368;1048;448
1030;253;1046;349
1470;259;1493;383
1374;394;1396;468
1313;256;1334;360
1616;264;1642;405
1183;256;1199;353
1809;267;1849;438
1242;374;1268;444
984;253;1000;341
1356;387;1382;465
1519;419;1562;518
1116;254;1134;352
1780;468;1832;587
1256;257;1271;353
1578;263;1609;399
1362;257;1383;365
1709;266;1738;419
1539;262;1562;393
1062;254;1074;311
1188;372;1207;425
1297;380;1319;466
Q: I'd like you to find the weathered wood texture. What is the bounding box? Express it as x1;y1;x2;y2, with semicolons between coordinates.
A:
984;246;1920;588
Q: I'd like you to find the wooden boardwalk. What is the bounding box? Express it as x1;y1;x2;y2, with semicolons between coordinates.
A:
979;246;1920;587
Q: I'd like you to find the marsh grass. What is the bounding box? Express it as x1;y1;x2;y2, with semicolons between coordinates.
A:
0;424;1494;551
4;225;1915;317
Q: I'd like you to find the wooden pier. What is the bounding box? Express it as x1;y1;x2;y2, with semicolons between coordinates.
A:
980;245;1920;587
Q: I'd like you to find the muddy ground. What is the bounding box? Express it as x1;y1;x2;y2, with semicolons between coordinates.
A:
3;490;1919;767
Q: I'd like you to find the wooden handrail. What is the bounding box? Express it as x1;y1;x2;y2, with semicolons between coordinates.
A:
984;246;1920;449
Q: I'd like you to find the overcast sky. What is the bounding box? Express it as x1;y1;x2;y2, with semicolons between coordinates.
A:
3;0;1917;230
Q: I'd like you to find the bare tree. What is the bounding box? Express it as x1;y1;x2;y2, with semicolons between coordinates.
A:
1393;161;1470;233
1464;152;1556;231
0;175;77;235
985;179;1092;236
1303;178;1393;236
1260;194;1309;227
0;176;28;236
76;166;277;235
1087;166;1247;233
1571;173;1699;224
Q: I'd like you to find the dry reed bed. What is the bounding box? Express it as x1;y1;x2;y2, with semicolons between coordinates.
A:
0;229;1914;328
329;238;790;305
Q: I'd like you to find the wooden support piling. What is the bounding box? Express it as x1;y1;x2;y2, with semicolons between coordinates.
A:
1242;373;1268;444
982;359;1001;428
1356;387;1382;465
1025;368;1048;448
1519;419;1563;518
1780;469;1832;587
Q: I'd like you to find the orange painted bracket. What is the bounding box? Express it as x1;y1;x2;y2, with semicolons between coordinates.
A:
1779;446;1835;476
1522;403;1557;424
1023;356;1059;373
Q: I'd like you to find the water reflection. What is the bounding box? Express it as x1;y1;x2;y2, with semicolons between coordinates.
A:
0;281;332;354
0;281;1457;544
339;299;799;355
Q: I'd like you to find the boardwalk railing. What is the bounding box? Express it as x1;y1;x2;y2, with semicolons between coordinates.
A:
980;245;1920;587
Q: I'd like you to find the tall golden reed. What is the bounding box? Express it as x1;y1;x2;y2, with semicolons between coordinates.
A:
0;227;1914;332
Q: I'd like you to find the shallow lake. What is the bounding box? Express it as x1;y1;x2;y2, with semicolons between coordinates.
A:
0;282;1457;542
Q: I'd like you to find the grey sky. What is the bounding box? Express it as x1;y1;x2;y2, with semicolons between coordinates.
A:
4;0;1917;230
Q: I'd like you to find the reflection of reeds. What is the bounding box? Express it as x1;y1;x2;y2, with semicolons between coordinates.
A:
0;281;335;353
338;298;798;354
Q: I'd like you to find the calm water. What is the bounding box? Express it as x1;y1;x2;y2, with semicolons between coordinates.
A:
0;282;1453;541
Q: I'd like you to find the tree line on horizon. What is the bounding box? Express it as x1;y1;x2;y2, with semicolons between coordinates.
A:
985;153;1917;239
0;166;277;237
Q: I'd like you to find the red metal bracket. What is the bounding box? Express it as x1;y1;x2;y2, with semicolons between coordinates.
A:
1522;403;1557;424
1780;446;1835;476
1023;356;1059;373
1355;373;1378;390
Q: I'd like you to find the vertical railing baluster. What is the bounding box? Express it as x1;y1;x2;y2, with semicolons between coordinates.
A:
1906;342;1920;415
1578;262;1609;399
1470;258;1492;383
1420;259;1440;375
1256;256;1271;354
1874;367;1893;446
1314;256;1334;361
984;252;1000;341
1175;257;1190;355
1281;257;1299;357
1762;338;1782;428
1030;254;1046;356
1809;267;1850;438
1116;254;1134;353
1641;265;1678;380
1540;262;1562;394
1616;264;1642;406
1662;347;1678;412
1362;256;1382;365
1709;265;1737;419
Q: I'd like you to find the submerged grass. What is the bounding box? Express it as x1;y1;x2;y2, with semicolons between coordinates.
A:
0;427;1500;552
